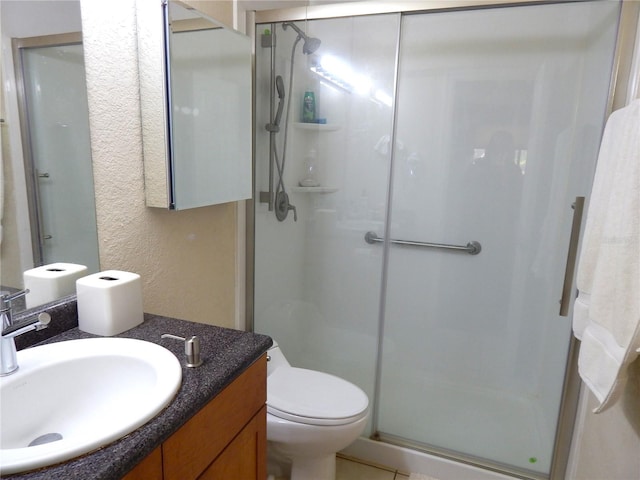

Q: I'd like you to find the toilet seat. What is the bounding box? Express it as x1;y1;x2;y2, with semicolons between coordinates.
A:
268;367;368;426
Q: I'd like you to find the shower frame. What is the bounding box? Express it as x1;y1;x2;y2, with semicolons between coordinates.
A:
246;1;640;478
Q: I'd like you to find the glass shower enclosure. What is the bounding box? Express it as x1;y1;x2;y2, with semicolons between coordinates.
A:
252;1;621;477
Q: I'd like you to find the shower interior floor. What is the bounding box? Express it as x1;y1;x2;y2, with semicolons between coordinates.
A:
378;373;552;474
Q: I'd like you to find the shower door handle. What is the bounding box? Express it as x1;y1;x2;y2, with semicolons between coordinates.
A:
33;169;50;258
559;196;585;316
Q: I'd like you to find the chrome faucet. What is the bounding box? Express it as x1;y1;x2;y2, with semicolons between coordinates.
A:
1;290;51;376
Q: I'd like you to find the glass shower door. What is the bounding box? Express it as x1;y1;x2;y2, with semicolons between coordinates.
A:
377;1;619;476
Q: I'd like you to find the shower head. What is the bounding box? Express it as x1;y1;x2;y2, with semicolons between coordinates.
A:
282;22;321;55
301;35;321;55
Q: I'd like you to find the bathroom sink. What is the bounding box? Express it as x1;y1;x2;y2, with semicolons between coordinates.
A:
0;337;182;475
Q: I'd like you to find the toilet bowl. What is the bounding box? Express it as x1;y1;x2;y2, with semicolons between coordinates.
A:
266;341;369;480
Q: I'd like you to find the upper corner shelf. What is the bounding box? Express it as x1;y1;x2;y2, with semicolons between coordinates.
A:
294;122;341;132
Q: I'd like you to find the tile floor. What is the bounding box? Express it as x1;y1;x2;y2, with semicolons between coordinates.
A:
336;454;409;480
271;454;410;480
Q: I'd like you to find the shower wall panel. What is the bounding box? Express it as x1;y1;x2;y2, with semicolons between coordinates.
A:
254;14;400;423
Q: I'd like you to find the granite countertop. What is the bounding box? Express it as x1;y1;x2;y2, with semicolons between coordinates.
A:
4;308;272;480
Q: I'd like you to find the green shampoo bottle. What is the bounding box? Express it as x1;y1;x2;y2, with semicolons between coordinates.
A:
302;91;316;122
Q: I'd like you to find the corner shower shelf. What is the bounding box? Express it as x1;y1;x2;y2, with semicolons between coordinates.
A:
291;186;339;194
294;122;341;132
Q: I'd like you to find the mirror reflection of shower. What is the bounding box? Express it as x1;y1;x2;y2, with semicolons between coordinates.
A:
12;38;100;275
265;22;321;222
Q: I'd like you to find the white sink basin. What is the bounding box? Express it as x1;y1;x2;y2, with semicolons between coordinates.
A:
0;337;182;475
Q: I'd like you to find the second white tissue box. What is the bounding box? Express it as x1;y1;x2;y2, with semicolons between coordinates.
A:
24;262;88;308
77;270;144;336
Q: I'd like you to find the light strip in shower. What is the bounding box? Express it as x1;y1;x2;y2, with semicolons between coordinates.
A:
309;53;393;106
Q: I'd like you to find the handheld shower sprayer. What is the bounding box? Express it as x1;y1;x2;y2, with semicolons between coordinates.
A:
266;76;285;132
282;22;322;55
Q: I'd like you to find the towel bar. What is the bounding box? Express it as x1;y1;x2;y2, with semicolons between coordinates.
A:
364;231;481;255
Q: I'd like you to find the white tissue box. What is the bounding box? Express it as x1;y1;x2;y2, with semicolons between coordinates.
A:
24;263;88;308
77;270;144;336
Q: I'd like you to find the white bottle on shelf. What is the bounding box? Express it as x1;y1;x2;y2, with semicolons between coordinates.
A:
299;149;320;187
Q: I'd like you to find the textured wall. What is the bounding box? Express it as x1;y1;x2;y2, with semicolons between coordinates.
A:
80;0;236;328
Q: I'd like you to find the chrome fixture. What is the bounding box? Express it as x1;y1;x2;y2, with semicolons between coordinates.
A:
1;290;51;376
161;333;203;367
364;231;482;255
259;22;322;222
282;22;322;55
265;75;285;134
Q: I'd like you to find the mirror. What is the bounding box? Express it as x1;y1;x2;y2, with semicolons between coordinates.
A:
138;0;252;210
0;0;100;313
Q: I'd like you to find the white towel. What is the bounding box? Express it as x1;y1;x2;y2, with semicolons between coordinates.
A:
573;99;640;413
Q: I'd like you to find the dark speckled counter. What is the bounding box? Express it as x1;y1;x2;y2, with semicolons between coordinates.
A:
3;307;272;480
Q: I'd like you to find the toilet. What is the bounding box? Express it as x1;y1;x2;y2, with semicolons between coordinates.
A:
266;341;369;480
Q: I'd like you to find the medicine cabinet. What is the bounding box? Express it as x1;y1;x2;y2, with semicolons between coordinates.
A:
136;0;252;210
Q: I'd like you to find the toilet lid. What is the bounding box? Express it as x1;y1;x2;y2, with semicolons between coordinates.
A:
268;367;369;426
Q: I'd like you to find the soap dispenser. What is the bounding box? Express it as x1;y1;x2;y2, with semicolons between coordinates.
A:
299;149;320;187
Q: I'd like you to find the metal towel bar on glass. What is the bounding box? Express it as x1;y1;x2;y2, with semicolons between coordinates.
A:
364;231;481;255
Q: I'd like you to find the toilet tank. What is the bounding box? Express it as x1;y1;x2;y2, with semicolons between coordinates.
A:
267;341;291;376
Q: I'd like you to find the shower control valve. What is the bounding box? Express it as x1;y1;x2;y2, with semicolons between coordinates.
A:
275;191;297;222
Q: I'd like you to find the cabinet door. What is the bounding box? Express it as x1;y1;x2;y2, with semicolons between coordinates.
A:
163;357;266;480
122;446;163;480
137;0;252;210
199;406;267;480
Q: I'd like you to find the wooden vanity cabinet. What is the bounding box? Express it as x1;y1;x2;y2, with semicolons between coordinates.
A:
121;447;162;480
123;355;267;480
